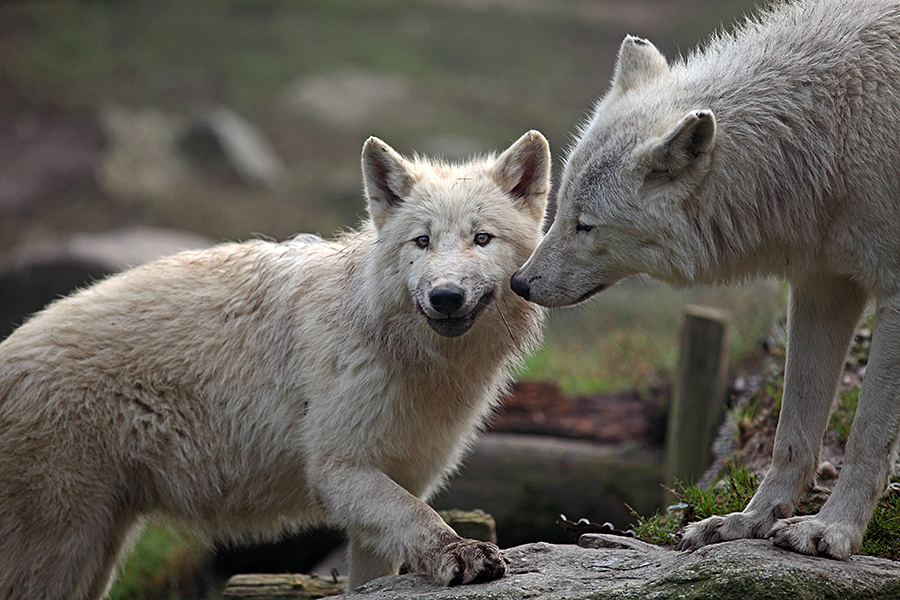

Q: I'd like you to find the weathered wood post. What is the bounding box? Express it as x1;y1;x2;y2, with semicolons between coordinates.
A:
664;305;730;498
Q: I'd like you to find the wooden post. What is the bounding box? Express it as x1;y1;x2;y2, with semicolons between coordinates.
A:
438;508;497;544
664;305;730;498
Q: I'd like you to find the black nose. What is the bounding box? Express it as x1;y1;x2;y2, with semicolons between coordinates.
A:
430;286;466;316
509;272;530;301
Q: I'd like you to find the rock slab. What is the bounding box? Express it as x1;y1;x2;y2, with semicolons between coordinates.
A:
342;535;900;600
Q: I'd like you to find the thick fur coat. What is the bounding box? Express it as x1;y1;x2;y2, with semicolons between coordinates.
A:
511;0;900;560
0;131;550;599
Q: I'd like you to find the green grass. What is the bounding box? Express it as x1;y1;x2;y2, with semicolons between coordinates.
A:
108;521;219;600
829;387;859;444
518;277;786;398
0;0;764;245
862;489;900;560
631;464;759;547
632;465;900;561
520;326;677;397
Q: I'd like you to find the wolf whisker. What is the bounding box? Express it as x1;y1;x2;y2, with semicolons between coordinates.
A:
495;298;515;341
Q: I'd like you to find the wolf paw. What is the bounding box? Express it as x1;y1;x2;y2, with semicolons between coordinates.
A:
767;516;858;560
679;510;778;551
433;539;507;586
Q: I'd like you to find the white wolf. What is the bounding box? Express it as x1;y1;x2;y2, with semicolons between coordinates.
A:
0;131;550;599
511;0;900;560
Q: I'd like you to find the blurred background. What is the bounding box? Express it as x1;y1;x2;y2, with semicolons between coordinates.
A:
1;1;786;598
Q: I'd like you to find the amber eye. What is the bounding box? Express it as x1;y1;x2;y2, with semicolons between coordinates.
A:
414;235;430;249
474;232;492;247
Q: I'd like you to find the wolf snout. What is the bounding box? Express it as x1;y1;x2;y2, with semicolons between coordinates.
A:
421;285;495;337
509;271;531;301
430;285;466;316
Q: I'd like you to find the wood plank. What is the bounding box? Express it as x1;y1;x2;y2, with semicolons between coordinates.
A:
223;573;345;600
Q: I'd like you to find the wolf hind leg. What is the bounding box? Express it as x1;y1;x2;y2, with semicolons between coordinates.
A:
680;275;867;551
0;496;143;600
81;514;147;600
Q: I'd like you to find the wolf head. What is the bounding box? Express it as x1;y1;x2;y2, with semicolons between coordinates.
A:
362;131;550;337
511;36;717;307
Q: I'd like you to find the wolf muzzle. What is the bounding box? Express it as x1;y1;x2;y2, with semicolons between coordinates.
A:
422;285;494;338
509;271;531;301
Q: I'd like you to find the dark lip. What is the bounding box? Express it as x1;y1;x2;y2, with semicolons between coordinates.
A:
420;292;495;338
572;283;607;305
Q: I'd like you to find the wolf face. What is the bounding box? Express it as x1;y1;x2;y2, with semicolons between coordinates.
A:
511;36;717;307
363;131;550;336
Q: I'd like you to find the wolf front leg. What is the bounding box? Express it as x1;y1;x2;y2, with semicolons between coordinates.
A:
681;275;867;551
347;539;401;589
313;461;506;589
769;290;900;559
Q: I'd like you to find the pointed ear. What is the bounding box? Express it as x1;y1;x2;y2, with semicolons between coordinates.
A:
611;35;669;93
361;136;417;229
649;110;716;175
492;130;551;223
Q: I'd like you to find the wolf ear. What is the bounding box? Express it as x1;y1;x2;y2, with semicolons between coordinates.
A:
612;35;669;93
362;136;417;229
492;130;551;222
648;110;717;176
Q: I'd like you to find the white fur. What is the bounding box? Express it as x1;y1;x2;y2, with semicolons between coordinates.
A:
512;0;900;559
0;131;550;599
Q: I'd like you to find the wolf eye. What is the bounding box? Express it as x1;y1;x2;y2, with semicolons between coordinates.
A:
575;221;594;233
474;232;493;247
414;235;429;249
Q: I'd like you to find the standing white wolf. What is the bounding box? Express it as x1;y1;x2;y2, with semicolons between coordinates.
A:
0;131;550;600
511;0;900;560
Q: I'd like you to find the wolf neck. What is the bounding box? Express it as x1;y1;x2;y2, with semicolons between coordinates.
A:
667;62;839;284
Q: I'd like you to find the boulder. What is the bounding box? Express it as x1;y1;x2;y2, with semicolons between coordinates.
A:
182;107;286;188
0;227;212;339
341;535;900;600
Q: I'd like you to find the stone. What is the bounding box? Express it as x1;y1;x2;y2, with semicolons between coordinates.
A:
223;536;900;599
338;536;900;600
0;227;212;339
283;70;412;127
182;107;286;188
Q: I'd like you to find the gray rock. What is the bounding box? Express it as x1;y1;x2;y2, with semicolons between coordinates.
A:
5;226;213;273
343;535;900;600
0;227;212;339
183;107;286;188
283;70;413;127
